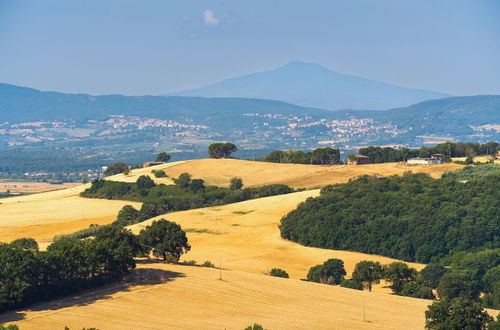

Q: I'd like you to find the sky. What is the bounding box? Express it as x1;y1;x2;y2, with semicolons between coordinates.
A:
1;0;500;96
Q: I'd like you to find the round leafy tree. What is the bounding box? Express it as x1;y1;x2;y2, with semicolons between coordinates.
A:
156;152;171;163
208;142;237;159
425;298;493;330
352;260;384;291
229;177;243;190
104;162;129;176
307;258;346;285
139;219;191;262
136;175;155;189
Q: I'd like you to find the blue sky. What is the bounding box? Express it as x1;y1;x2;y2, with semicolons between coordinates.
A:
1;0;499;96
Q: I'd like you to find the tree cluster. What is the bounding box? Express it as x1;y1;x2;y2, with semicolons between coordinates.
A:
155;152;171;163
280;172;499;263
104;162;130;176
358;141;499;164
0;227;140;312
81;175;294;230
261;147;341;165
1;220;191;313
307;258;346;285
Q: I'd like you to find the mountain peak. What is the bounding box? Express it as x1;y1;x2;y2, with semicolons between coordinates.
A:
166;62;450;110
277;61;331;72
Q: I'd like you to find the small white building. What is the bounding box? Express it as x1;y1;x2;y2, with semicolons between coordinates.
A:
407;157;442;165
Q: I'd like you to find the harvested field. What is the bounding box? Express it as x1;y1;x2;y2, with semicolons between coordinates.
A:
0;181;80;194
105;160;186;184
0;183;140;243
129;190;424;283
1;262;433;330
0;159;484;330
165;158;463;188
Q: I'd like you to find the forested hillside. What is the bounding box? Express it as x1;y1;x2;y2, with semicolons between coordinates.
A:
280;173;499;263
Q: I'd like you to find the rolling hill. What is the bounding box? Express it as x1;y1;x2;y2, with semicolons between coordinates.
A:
1;159;497;329
166;61;449;110
0;83;498;172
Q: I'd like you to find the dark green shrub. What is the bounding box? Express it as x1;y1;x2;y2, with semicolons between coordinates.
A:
269;268;289;278
307;258;346;285
201;261;215;268
340;279;363;290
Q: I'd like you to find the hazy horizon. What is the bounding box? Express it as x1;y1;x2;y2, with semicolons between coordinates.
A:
1;0;500;96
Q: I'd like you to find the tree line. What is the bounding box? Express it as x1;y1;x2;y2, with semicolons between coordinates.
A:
301;255;500;329
259;147;341;165
67;174;294;240
280;172;499;264
358;141;499;164
0;219;190;313
81;174;293;216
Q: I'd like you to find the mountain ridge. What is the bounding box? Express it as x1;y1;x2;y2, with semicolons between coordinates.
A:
165;61;450;110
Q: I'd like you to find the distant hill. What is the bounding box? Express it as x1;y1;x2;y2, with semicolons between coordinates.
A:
165;61;450;110
0;83;498;168
0;83;330;128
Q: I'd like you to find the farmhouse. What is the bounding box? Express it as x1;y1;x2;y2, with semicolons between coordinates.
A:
407;154;443;165
347;155;371;165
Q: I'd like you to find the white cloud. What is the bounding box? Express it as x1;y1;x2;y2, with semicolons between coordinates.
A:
203;9;220;26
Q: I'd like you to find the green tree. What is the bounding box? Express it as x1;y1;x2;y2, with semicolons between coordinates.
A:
189;179;205;193
91;226;141;278
384;262;417;293
174;173;192;188
399;281;435;299
312;147;340;165
421;264;450;288
307;258;346;285
208;142;237;159
438;272;480;301
104;162;129;176
153;170;167;178
10;237;39;251
0;325;19;330
425;298;493;330
229;177;243;190
114;205;140;226
482;266;500;294
139;219;191;262
482;282;500;309
340;279;363;290
264;150;287;163
136;175;155;189
269;268;289;278
352;261;384;291
0;243;42;311
155;152;171;163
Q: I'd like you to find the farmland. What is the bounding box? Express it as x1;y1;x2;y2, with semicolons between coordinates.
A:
0;262;432;330
163;158;463;188
0;159;476;329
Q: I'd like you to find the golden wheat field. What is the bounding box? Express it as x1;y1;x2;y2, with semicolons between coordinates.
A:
0;183;140;243
0;159;472;329
0;159;462;244
128;190;424;282
164;158;463;188
1;262;433;330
